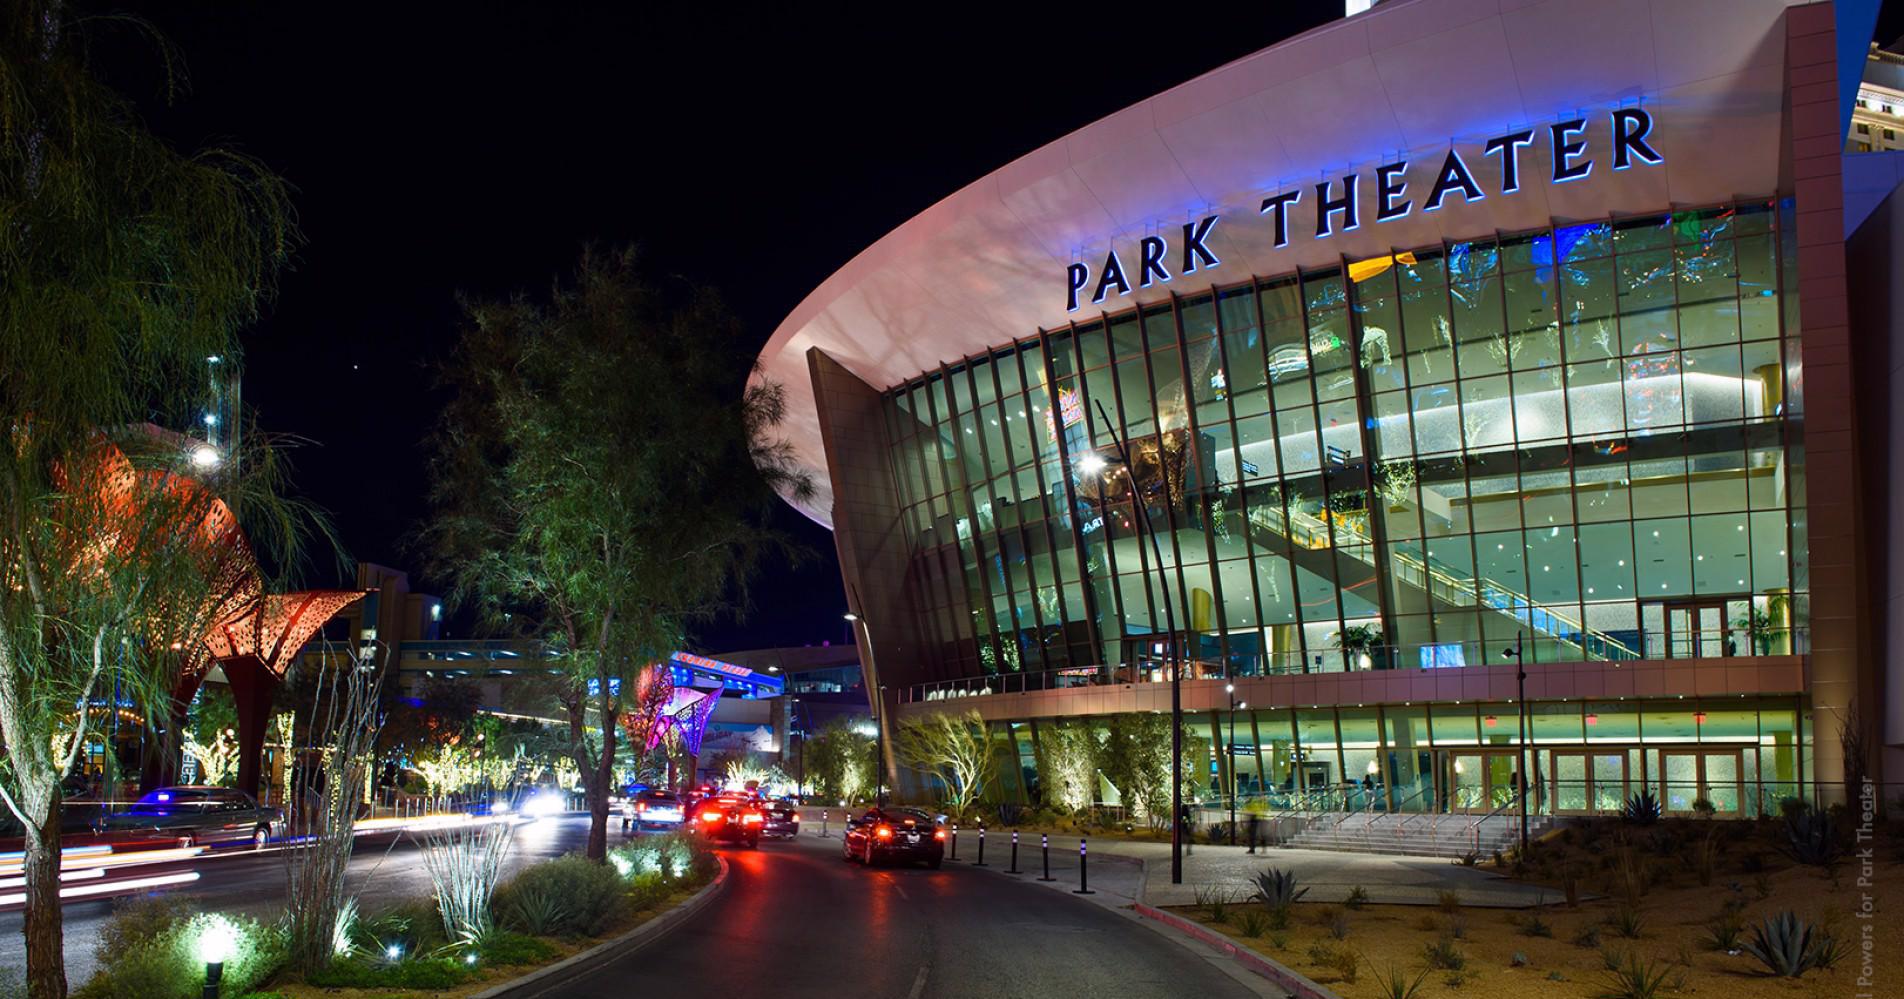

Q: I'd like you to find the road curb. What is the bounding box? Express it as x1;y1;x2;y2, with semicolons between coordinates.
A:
1131;902;1340;999
470;855;730;999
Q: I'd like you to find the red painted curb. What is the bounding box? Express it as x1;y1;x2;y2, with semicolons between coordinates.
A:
1132;902;1340;999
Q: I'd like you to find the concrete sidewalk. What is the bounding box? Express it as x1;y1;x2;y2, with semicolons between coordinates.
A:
1093;840;1557;908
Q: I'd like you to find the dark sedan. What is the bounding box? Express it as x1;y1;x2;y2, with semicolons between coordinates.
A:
104;786;281;849
760;797;800;839
842;807;943;868
690;794;763;848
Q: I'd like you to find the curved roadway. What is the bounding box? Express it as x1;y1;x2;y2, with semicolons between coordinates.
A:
535;831;1269;999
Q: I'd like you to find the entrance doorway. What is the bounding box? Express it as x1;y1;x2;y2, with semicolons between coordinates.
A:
1550;750;1629;813
1646;598;1751;658
1660;749;1743;814
1437;750;1521;812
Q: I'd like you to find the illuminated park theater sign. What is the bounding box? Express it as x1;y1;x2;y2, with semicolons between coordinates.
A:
1064;107;1663;313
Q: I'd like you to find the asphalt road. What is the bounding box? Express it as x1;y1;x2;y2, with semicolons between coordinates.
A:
538;831;1270;999
0;815;595;984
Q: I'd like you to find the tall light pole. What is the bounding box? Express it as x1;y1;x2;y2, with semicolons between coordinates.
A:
845;608;887;806
1226;684;1245;844
1089;400;1184;884
791;696;806;801
1501;631;1527;852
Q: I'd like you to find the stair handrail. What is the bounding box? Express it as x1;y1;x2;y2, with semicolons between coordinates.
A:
1246;503;1640;662
1466;787;1529;856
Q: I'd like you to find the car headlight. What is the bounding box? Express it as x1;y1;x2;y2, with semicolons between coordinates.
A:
524;794;563;817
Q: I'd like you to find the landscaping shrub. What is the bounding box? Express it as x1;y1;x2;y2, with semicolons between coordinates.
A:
1344;885;1369;910
1370;962;1428;999
1519;911;1553;938
1596;953;1674;999
475;930;557;967
1420;933;1465;970
305;956;471;989
1234;909;1270;938
1435;889;1461;913
352;898;451;959
1621;790;1662;826
1250;868;1307;909
77;904;282;999
1610;903;1645;939
1704;906;1745;951
493;854;629;937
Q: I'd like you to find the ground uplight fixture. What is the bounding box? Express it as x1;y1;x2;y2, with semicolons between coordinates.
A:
386;943;403;962
190;444;221;470
197;915;236;999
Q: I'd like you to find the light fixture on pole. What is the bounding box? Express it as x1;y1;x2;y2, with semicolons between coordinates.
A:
197;916;236;999
1091;399;1185;885
1226;683;1238;844
845;600;886;807
1501;631;1528;852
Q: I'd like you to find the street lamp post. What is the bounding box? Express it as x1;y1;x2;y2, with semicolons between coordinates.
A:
1226;684;1237;844
1501;631;1527;852
844;608;887;806
792;697;806;800
1089;400;1185;884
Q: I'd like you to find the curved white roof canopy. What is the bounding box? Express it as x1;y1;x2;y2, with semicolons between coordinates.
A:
756;0;1801;528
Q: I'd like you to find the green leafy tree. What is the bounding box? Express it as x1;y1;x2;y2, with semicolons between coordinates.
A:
893;710;996;810
1033;722;1101;814
805;717;875;804
1098;714;1205;828
0;5;300;994
423;248;808;860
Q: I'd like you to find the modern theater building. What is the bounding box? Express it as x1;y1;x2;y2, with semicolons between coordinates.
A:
756;0;1904;822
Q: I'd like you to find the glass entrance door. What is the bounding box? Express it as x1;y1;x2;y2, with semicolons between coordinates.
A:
1439;751;1519;812
1660;750;1743;814
1550;750;1629;813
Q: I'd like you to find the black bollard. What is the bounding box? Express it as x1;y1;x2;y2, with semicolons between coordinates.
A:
1007;830;1021;874
1037;833;1056;881
974;826;988;867
820;810;830;839
950;823;958;860
1073;838;1095;894
1246;813;1258;855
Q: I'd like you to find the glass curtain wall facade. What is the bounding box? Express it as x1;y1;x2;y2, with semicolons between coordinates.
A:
884;202;1807;685
975;698;1808;818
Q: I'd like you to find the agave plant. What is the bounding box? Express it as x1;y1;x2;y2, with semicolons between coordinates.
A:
1251;867;1309;911
1621;790;1662;826
1741;911;1838;977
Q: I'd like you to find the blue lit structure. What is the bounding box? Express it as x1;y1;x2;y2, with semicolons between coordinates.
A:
400;640;783;698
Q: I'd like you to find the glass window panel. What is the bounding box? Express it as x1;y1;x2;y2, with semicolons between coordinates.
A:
1398;253;1456;386
1577;522;1635;601
1566;357;1625;437
1142;306;1177;351
1078;323;1110;370
1624;351;1685;429
1408;383;1462;455
1618;249;1678;354
1460;375;1515;451
1676;237;1739;348
1047;330;1076;380
1561;256;1618;360
1634;518;1692;598
1512;367;1566;443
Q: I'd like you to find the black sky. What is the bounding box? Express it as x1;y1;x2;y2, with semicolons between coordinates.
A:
108;1;1890;652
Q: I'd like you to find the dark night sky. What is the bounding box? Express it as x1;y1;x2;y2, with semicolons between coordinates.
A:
100;1;1897;651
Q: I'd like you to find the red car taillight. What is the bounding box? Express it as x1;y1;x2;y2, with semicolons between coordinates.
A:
700;811;724;823
875;824;893;840
636;801;647;812
742;811;764;824
934;828;946;841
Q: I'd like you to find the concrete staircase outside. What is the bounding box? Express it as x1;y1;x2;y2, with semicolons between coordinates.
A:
1283;810;1550;858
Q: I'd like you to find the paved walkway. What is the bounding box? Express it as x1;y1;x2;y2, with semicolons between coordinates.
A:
795;810;1556;909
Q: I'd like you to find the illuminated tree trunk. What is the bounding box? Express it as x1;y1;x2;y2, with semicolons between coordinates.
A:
21;806;65;999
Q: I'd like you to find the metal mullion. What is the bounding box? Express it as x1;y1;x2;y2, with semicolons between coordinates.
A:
934;363;1010;674
1211;281;1268;678
1341;252;1402;660
1053;318;1110;668
1490;230;1534;663
1251;275;1309;671
1103;319;1162;662
1151;291;1203;677
1295;267;1345;661
1551;220;1593;659
902;382;970;678
1173;286;1234;676
1222;275;1276;677
968;354;1053;673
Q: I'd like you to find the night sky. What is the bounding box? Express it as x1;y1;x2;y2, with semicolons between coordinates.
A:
101;2;1894;652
